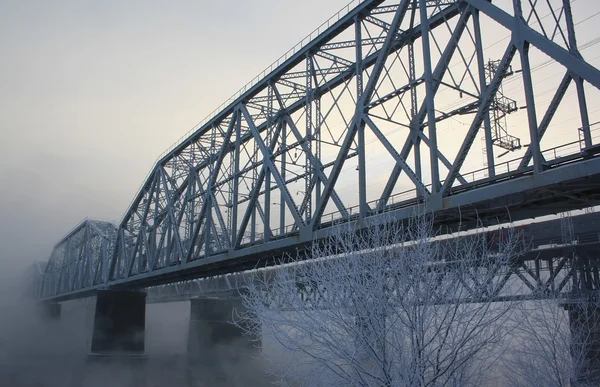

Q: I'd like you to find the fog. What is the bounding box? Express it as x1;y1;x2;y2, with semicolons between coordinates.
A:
2;0;599;385
0;273;272;386
0;1;352;385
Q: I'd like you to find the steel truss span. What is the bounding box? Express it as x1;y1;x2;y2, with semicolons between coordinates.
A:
145;235;600;305
40;0;600;299
40;220;116;300
144;212;600;304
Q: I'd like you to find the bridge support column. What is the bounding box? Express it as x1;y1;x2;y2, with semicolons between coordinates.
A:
89;290;146;356
186;297;267;384
187;297;253;356
40;302;61;320
567;300;600;386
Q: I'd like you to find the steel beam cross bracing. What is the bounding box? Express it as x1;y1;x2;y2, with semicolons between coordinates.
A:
144;212;600;305
38;0;600;299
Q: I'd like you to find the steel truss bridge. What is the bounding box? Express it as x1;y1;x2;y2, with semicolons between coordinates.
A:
143;212;600;304
38;0;600;302
35;211;600;304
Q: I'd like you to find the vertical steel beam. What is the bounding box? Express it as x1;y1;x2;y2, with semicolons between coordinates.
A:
409;2;420;186
306;56;314;223
80;224;90;290
356;16;368;218
311;0;411;228
101;235;108;286
315;97;322;216
516;14;545;173
204;192;212;257
231;109;241;249
563;0;592;148
265;157;272;241
419;0;441;193
147;173;160;272
575;76;591;149
280;119;287;235
251;142;257;243
187;167;196;244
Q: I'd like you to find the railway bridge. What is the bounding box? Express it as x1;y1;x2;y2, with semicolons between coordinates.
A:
24;0;600;378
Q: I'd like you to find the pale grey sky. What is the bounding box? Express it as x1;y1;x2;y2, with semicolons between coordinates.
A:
0;0;352;271
1;0;600;275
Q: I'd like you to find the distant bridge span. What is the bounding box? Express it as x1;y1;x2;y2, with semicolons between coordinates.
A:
38;0;600;301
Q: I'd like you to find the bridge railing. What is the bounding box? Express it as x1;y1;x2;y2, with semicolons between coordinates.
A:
316;126;600;232
146;227;600;304
235;132;600;246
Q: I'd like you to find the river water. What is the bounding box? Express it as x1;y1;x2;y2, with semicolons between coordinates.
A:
0;300;271;387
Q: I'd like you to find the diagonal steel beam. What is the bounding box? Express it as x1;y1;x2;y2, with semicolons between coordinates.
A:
311;0;412;228
235;120;283;248
519;72;572;169
442;43;517;193
241;104;305;227
466;0;600;89
364;115;430;197
417;131;469;185
315;51;354;68
284;115;350;218
379;5;471;206
185;112;238;264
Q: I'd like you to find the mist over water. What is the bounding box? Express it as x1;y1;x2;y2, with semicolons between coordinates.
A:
0;280;271;387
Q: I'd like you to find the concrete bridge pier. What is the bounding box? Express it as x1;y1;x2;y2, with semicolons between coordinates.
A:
89;290;146;356
567;302;600;386
186;297;254;358
567;254;600;386
186;297;268;383
39;302;61;320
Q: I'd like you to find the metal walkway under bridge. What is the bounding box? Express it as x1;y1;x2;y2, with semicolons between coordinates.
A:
37;0;600;302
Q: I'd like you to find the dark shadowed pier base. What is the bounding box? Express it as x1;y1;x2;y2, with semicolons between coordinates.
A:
187;298;253;354
39;302;61;320
90;290;146;356
568;302;600;386
187;297;268;384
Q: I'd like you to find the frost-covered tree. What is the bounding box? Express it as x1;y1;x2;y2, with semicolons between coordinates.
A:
238;213;522;386
503;294;600;387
